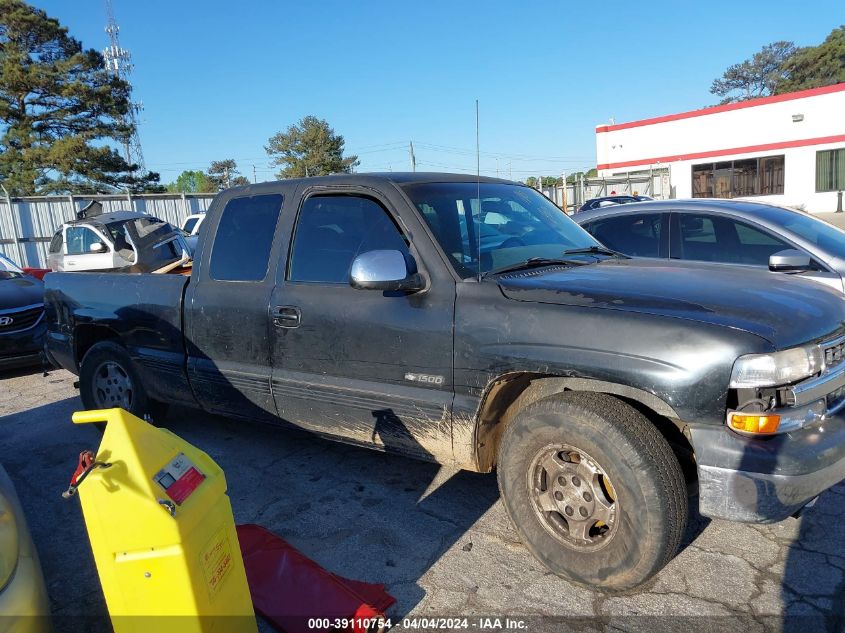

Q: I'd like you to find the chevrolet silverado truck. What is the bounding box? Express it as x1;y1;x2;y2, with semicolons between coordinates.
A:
44;174;845;591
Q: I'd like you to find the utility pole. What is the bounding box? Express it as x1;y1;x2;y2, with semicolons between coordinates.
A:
103;0;145;174
561;172;568;213
496;158;499;177
409;141;416;172
223;165;230;189
252;165;257;184
508;161;512;180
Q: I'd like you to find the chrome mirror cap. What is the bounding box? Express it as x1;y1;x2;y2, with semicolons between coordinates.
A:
350;250;425;293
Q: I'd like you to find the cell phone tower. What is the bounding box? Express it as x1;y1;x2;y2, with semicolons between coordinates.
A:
103;0;145;174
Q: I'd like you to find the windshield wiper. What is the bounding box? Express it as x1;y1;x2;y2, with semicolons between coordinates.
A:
562;245;630;259
482;257;588;278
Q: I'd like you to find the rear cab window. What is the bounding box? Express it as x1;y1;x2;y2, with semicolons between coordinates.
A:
209;194;284;281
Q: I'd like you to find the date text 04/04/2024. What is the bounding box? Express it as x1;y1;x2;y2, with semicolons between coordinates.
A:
305;618;529;630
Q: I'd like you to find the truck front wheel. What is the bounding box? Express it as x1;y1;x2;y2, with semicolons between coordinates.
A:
79;341;165;421
497;392;687;592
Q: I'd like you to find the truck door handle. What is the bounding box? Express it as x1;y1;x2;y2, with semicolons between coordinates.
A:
271;306;301;328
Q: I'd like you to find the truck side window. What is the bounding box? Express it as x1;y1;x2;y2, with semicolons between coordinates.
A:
288;195;409;284
209;194;283;281
588;213;662;257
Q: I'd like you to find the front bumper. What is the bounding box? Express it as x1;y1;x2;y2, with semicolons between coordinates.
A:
691;411;845;523
0;322;46;371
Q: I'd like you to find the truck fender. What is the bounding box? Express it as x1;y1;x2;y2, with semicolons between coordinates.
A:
470;374;683;472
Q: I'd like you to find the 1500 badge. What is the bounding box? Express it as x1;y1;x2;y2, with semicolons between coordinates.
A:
404;372;444;386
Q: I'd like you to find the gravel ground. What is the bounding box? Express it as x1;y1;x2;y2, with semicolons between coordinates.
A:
0;367;843;633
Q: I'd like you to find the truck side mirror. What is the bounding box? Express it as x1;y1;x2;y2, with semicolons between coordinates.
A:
89;242;106;253
350;250;425;293
769;249;812;272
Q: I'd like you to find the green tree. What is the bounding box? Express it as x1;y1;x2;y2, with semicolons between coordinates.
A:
0;0;159;195
564;169;596;184
710;41;797;104
166;170;215;193
207;158;250;189
265;116;359;178
778;26;845;93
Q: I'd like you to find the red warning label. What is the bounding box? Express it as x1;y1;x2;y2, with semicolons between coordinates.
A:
154;452;205;505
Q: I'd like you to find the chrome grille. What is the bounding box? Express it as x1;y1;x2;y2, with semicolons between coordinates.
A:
824;339;845;370
0;306;44;333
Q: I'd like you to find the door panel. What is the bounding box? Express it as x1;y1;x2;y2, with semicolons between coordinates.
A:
63;226;115;271
270;190;456;462
185;191;290;420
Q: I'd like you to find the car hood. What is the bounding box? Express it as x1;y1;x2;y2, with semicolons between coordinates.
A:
496;258;845;349
0;275;44;311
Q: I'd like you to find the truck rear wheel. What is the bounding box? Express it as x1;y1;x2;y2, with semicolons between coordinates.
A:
79;341;167;422
497;391;687;592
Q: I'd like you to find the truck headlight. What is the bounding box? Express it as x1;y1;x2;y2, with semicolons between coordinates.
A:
0;493;20;592
729;346;823;388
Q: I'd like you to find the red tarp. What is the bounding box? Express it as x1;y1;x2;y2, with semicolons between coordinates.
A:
236;524;396;633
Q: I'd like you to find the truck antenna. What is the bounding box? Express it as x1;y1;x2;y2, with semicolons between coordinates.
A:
476;99;481;283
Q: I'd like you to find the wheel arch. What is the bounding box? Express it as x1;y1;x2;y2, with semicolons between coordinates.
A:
473;374;690;474
75;323;121;366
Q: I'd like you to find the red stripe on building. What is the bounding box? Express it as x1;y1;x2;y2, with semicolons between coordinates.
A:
596;134;845;171
595;83;845;133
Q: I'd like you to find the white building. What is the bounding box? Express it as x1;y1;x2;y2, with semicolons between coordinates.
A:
595;83;845;212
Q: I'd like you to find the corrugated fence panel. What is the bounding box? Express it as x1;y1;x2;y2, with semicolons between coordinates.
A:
0;194;215;268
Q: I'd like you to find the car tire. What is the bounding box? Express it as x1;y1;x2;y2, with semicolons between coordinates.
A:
79;341;167;424
497;391;687;592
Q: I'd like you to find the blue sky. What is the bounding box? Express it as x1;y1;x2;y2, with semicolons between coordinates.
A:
32;0;842;184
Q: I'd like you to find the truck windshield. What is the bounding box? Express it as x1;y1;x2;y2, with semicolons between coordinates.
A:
402;182;601;278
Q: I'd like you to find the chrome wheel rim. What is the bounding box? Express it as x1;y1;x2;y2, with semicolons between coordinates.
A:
92;361;134;410
528;443;619;551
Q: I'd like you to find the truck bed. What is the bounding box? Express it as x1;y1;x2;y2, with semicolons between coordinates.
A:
44;272;193;405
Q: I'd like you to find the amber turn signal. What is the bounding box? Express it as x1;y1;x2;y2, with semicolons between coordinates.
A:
728;412;781;435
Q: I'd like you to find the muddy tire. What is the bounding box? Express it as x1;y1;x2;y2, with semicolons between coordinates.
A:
497;391;687;592
79;341;167;424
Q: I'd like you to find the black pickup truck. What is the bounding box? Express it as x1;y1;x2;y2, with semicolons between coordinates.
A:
45;173;845;591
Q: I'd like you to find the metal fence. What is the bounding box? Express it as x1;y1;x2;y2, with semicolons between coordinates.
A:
541;168;672;212
0;193;215;268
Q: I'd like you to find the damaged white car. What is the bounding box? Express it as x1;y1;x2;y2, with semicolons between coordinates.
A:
47;206;191;274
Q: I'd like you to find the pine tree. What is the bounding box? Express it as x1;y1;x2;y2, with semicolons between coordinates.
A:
266;116;359;179
0;0;160;194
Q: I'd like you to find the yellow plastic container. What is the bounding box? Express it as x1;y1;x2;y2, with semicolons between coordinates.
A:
72;408;256;633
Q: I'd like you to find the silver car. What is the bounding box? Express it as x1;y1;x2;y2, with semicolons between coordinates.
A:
575;199;845;292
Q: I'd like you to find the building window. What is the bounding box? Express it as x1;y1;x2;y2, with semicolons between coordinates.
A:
816;149;845;192
691;155;785;198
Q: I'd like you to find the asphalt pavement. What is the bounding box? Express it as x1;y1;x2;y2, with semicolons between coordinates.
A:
1;367;843;632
